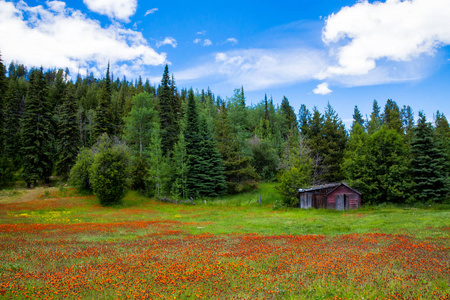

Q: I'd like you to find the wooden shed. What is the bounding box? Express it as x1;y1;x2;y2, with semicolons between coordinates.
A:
298;183;362;210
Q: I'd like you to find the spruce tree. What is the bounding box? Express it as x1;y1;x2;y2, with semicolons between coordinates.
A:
0;52;6;151
158;65;178;155
383;99;403;134
352;105;364;128
367;100;382;135
280;96;298;139
307;107;324;184
298;104;311;136
184;89;226;198
21;68;53;187
411;112;449;203
320;103;347;182
92;63;113;142
55;84;80;179
3;78;25;165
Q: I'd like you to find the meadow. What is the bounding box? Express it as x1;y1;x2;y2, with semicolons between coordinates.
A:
0;184;449;299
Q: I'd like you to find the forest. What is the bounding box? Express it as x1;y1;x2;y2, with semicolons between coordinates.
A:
0;53;449;206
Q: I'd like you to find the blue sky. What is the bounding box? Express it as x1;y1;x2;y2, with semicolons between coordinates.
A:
1;0;450;127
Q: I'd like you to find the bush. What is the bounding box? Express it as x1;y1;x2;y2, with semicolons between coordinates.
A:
69;148;94;193
89;134;129;206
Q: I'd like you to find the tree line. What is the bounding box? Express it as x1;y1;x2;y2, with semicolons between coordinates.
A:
0;53;449;206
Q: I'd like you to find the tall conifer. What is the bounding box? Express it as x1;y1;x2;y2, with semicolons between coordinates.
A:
21;68;53;186
55;84;80;179
411;112;449;203
92;63;113;141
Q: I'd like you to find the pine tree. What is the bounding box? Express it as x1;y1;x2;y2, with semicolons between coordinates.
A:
320;103;347;182
3;78;25;165
298;104;311;136
0;52;7;154
55;84;80;179
21;68;53;187
367;100;382;135
307;107;324;184
411;112;449;203
383;99;403;134
184;89;226;198
342;122;368;192
158;65;178;155
352;105;364;128
279;96;298;140
92;63;113;142
171;132;189;198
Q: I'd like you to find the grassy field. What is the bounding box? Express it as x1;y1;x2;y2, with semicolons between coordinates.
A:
0;183;449;299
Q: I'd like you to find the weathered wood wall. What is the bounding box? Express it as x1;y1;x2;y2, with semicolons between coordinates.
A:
327;185;361;210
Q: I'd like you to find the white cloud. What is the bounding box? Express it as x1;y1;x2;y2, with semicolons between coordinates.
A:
313;82;332;95
144;8;158;16
322;0;450;78
196;30;206;35
203;39;212;46
193;38;212;46
83;0;137;22
225;38;238;45
177;48;327;91
156;37;177;48
0;0;166;79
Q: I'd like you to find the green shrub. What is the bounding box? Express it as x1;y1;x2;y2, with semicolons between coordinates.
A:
89;135;129;206
69;148;94;193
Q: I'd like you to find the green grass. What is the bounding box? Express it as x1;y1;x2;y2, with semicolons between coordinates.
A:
0;183;449;299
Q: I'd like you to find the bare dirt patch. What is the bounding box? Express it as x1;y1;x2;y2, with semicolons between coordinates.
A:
0;187;58;204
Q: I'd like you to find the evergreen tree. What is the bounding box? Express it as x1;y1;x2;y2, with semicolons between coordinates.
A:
320;103;347;182
184;89;226;198
215;103;259;193
342;123;368;192
352;105;364;128
307;107;325;184
227;87;249;137
434;110;450;166
171;132;189;198
0;52;7;154
158;65;178;155
92;63;113;141
21;68;53;187
367;100;382;134
55;84;80;179
298;104;310;135
383;99;403;134
279;96;298;139
3;78;26;165
411;112;449;203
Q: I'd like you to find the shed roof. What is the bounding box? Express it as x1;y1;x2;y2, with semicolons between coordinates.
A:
298;182;361;195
